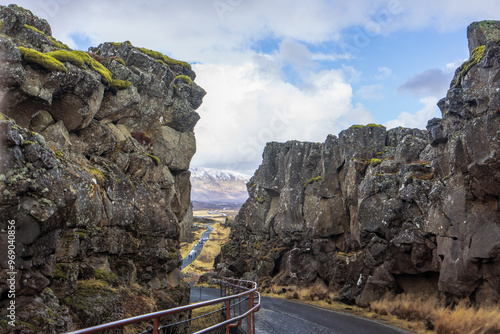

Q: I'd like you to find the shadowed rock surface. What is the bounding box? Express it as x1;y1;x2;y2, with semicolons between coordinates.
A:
219;21;500;308
0;5;205;333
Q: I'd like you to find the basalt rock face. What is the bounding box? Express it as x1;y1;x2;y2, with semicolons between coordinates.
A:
0;5;205;333
219;21;500;307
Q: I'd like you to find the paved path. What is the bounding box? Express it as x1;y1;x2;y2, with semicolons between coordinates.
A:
181;225;214;269
190;287;409;334
256;296;409;334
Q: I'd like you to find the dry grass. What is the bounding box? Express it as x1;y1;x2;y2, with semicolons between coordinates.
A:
262;283;430;333
371;293;500;334
120;283;158;334
188;303;225;332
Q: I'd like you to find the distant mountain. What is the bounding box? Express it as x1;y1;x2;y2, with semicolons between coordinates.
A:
190;167;251;208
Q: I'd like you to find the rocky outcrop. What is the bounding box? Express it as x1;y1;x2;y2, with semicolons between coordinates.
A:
0;5;205;333
219;21;500;307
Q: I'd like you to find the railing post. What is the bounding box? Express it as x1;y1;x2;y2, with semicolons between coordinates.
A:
152;318;159;334
247;291;253;334
225;299;231;334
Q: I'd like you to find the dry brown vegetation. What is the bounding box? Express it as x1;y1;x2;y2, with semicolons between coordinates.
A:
261;281;500;334
371;294;500;334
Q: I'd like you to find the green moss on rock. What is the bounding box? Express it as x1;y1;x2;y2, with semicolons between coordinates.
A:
349;123;383;130
175;74;193;85
303;175;322;188
23;24;70;49
54;263;69;280
62;279;118;310
140;153;160;166
136;46;192;69
110;78;131;91
168;248;177;260
455;45;486;86
46;50;126;86
370;158;382;166
18;46;67;73
112;58;126;66
46;49;86;69
94;269;118;284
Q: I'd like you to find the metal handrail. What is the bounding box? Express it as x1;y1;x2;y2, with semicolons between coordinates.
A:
65;277;261;334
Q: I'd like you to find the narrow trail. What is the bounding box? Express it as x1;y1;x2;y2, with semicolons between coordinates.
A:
181;224;214;269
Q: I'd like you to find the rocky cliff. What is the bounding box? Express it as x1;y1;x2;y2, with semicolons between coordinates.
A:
219;21;500;307
0;4;205;333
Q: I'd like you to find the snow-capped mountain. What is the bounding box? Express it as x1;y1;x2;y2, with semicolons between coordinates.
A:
190;167;251;207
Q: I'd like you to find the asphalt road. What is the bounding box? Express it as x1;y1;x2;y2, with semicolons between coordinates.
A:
181;224;214;269
255;296;409;334
190;287;409;334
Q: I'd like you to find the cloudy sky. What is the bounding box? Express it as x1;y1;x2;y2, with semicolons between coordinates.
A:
15;0;500;174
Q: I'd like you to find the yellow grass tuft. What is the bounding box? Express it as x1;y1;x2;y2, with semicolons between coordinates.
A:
370;293;500;334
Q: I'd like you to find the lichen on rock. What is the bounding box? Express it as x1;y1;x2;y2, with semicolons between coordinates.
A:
0;4;205;332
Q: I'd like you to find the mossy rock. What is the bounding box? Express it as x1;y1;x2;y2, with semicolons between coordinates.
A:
136;46;192;69
110;78;131;92
455;45;486;86
46;49;87;69
168;247;177;260
47;50;130;89
94;269;118;285
370;158;382;166
175;74;193;85
140;153;160;166
54;262;78;281
23;24;70;49
62;279;122;328
303;175;322;188
18;46;67;73
349;123;384;130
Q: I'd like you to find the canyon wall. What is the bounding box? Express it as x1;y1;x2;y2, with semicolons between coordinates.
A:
0;5;205;332
219;21;500;307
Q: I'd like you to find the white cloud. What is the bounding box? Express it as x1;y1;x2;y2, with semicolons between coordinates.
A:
277;38;317;70
20;0;500;64
385;96;440;129
356;84;384;100
375;66;392;80
191;62;373;173
15;0;500;174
